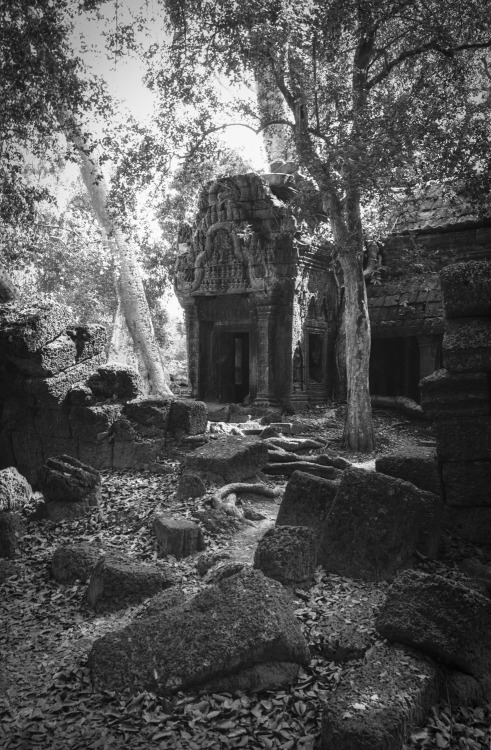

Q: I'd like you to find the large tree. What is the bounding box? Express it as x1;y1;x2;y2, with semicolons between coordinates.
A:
145;0;491;449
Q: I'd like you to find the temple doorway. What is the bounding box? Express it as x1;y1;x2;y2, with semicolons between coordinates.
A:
217;331;250;403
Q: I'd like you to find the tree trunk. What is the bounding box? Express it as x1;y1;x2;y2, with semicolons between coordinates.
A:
73;138;173;398
255;68;294;170
0;262;16;302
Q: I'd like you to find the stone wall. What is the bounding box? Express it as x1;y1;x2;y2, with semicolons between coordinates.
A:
0;301;207;485
420;260;491;544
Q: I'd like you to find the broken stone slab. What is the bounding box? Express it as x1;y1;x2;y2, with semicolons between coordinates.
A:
184;435;269;483
5;332;79;378
51;542;104;584
375;569;491;678
0;511;24;559
122;397;172;432
87;364;142;401
195;550;232;576
21;352;106;407
0;467;32;511
254;526;318;587
68;383;97;407
442;460;491;506
85;552;176;613
320;642;439;750
153;514;205;559
168;399;208;436
176;472;206;500
112;438;167;471
435;419;491;462
440;668;491;708
38;454;101;505
65;324;107;361
443;318;491;372
70;404;122;442
137;588;187;619
420;369;491;420
317;468;440;581
0;299;69;359
440;260;491;319
88;568;310;695
375;449;443;496
276;470;340;535
204;561;247;584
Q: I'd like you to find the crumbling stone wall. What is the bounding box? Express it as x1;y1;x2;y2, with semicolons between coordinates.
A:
0;300;207;484
420;260;491;544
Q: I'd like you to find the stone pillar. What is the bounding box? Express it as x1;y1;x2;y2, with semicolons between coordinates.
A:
255;304;277;405
417;335;440;381
183;300;199;398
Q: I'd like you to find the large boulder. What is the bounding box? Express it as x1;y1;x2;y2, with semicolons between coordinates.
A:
440;260;491;319
85;552;176;613
443;318;491;372
254;526;318;587
375;449;442;496
184;436;269;483
51;542;104;584
275;470;340;534
375;569;491;677
317;468;440;581
87;364;142;401
0;467;31;511
320;642;439;750
89;568;309;695
420;369;491;420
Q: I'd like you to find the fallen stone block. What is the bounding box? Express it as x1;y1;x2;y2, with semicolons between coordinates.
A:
65;324;107;361
87;364;142;401
78;441;113;472
184;435;269;483
440;260;491;319
45;499;91;522
317;468;440;581
443;318;491;372
5;332;78;378
375;569;491;677
168;399;207;436
85;552;175;613
21;352;106;407
0;511;24;559
434;418;491;462
39;454;101;505
442;460;491;506
0;300;69;359
442;505;491;545
112;438;167;470
204;561;246;584
195;550;232;576
122;397;172;432
440;668;491;708
254;526;318;586
51;542;104;584
70;404;122;442
176;472;206;500
0;467;31;511
138;588;187;619
89;568;309;695
420;369;491;420
320;642;439;750
276;470;340;534
153;514;205;559
375;449;442;496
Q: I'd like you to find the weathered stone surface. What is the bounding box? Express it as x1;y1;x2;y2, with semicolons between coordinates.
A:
204;561;247;584
420;369;491;420
375;449;442;496
318;468;440;581
440;669;491;708
85;552;175;613
45;499;90;522
276;470;340;534
122;397;172;432
65;324;107;361
0;467;31;511
184;436;269;483
375;569;491;677
195;550;232;576
176;472;206;500
442;505;491;544
442;460;491;506
320;642;439;750
153;514;205;559
0;511;24;558
168;399;207;436
70;404;122;442
194;508;242;535
443;318;491;372
34;408;71;439
78;441;113;471
87;364;142;401
39;454;101;505
89;568;309;695
0;559;20;583
21;352;106;406
0;300;69;358
68;383;97;406
254;526;318;586
435;418;491;462
51;543;104;584
440;260;491;319
112;438;167;470
138;588;187;619
6;333;78;377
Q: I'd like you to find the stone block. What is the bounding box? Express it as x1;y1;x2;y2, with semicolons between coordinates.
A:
22;353;106;407
275;470;339;534
70;404;122;442
112;438;166;470
6;333;78;377
122;397;172;431
254;526;318;586
375;448;442;496
39;454;101;505
68;383;97;406
0;299;69;359
420;369;491;419
65;324;107;360
89;568;309;695
176;472;206;500
77;441;113;471
168;399;207;435
376;569;491;677
440;260;491;318
87;364;142;401
184;436;269;483
442;505;491;544
320;643;439;750
51;542;104;583
318;468;440;581
434;417;491;461
153;514;205;559
442;460;491;506
85;552;175;613
11;430;45;486
0;467;31;511
443;318;491;372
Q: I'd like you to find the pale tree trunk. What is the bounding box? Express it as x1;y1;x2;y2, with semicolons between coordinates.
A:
71;133;173;398
0;262;16;302
255;67;295;170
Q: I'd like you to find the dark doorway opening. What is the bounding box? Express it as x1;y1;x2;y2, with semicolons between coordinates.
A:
369;336;420;402
218;331;250;403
